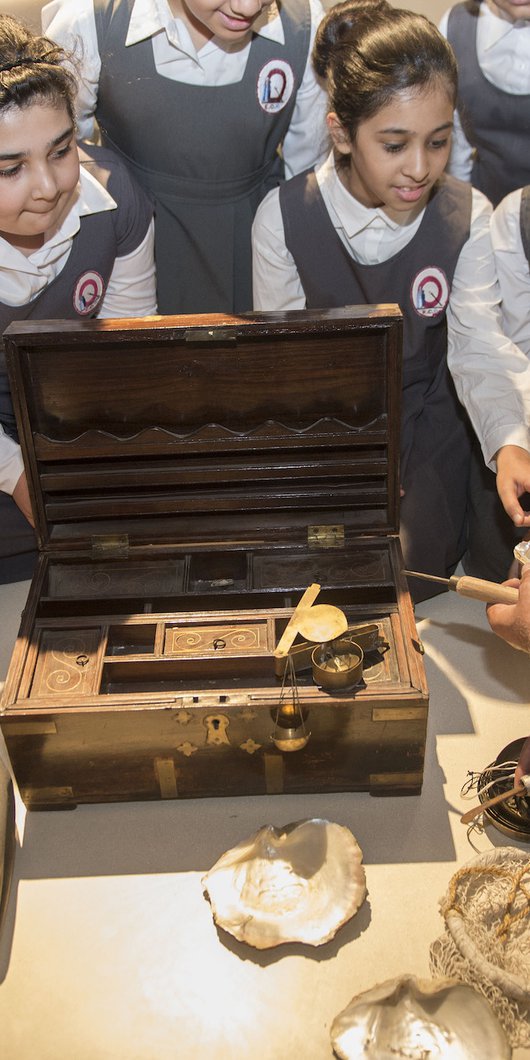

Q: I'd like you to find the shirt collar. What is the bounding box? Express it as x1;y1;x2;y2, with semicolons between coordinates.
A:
126;0;284;47
76;165;117;219
483;1;529;45
317;152;402;238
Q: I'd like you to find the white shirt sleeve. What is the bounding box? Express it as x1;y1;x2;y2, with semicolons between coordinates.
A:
281;0;330;178
42;0;101;142
0;427;24;496
438;8;474;182
447;188;530;467
491;189;530;358
97;219;157;318
252;187;306;309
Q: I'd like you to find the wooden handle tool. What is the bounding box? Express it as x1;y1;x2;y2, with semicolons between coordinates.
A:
460;775;530;825
403;570;519;605
274;583;321;659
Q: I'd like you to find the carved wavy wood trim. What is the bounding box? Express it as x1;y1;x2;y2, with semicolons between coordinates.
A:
34;414;388;457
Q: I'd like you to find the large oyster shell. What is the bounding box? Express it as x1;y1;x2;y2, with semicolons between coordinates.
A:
202;818;366;949
331;975;512;1059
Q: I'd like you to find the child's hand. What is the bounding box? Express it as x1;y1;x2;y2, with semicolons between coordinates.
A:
495;445;530;527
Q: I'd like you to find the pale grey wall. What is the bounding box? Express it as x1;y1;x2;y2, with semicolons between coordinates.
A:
5;2;42;32
321;0;449;22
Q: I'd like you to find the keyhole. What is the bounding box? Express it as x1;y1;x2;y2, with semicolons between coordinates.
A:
204;714;230;746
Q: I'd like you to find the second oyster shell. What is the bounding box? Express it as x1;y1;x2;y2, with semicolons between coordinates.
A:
331;975;512;1059
202;817;366;949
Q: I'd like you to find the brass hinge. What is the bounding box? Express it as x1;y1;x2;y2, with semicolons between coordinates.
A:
308;524;345;549
91;533;129;559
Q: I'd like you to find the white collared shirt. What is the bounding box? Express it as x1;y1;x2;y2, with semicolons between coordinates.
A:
0;165;157;494
439;1;530;180
252;151;530;468
491;188;530;357
42;0;329;177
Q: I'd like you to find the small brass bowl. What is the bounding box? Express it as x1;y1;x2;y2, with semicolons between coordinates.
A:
311;638;364;691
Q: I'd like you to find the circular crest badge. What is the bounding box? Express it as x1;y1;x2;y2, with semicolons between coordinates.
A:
73;270;105;316
257;59;294;114
411;266;449;318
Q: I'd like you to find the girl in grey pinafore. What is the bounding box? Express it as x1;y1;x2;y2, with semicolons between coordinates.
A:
0;18;154;583
446;1;530;208
0;142;153;582
279;172;474;593
253;0;530;598
93;0;312;314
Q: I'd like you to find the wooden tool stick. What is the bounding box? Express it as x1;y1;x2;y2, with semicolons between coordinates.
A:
451;576;519;605
403;570;518;605
460;778;530;825
274;583;321;659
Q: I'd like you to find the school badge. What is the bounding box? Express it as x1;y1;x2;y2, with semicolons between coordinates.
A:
411;266;449;318
257;59;294;114
73;270;105;316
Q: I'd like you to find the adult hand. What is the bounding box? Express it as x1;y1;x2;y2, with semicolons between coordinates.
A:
486;566;530;652
12;471;34;527
487;565;530;787
495;445;530;527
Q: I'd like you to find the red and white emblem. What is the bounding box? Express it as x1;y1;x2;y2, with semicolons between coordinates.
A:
410;266;449;318
257;59;294;114
73;270;105;316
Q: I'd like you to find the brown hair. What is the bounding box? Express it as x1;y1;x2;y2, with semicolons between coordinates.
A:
313;0;457;142
0;14;77;123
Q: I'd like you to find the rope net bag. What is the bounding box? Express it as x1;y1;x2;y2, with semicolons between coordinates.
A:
430;847;530;1046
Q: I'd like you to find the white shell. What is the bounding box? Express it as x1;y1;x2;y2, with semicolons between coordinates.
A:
202;818;366;949
331;975;512;1059
514;540;530;566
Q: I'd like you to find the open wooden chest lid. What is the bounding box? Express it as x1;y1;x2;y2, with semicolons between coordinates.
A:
3;305;402;554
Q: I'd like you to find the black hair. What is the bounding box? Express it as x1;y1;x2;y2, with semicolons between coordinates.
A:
0;14;77;123
313;0;457;143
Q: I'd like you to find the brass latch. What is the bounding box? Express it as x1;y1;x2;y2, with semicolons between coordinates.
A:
308;524;345;549
184;328;237;344
91;534;129;559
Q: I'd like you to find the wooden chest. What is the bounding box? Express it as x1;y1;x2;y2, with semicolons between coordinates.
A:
0;306;428;809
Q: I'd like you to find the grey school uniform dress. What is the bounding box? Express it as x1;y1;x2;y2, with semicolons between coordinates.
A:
447;0;530;207
279;171;474;600
93;0;311;314
0;141;153;583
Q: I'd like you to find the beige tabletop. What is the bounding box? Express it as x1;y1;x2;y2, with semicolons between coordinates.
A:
0;576;529;1059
